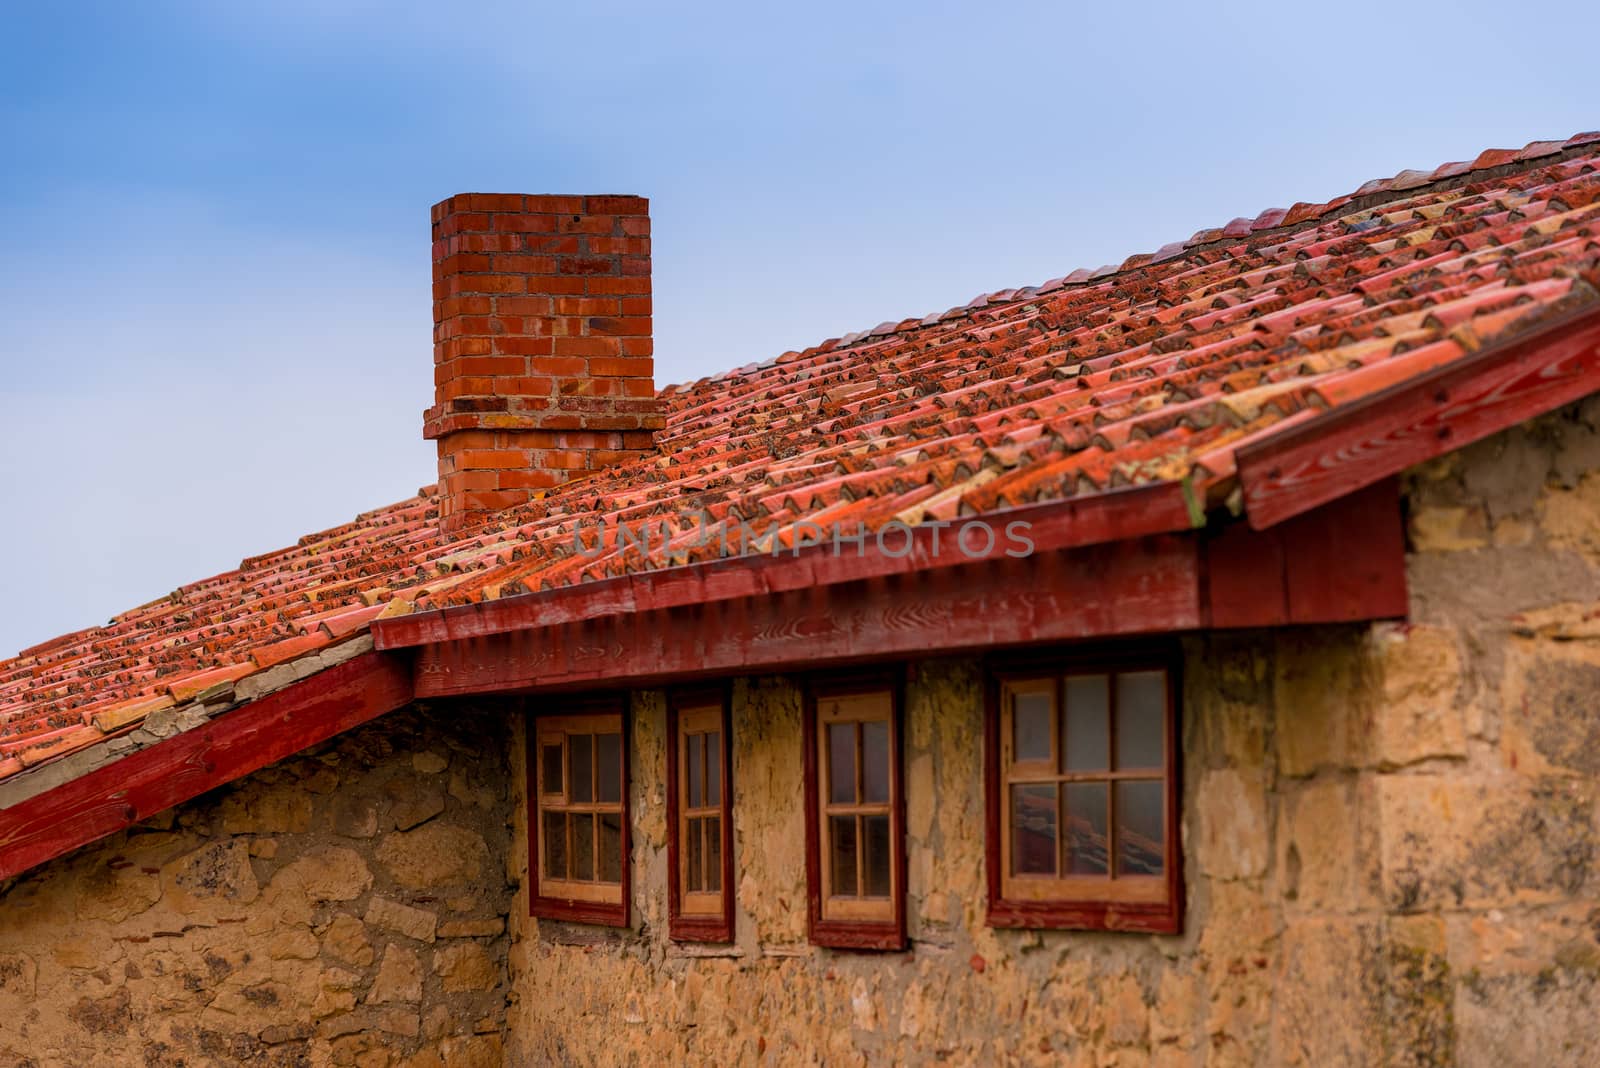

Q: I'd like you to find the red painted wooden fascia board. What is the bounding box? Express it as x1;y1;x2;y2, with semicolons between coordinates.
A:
1237;303;1600;530
1203;478;1409;628
374;480;1201;650
411;536;1206;698
0;651;414;882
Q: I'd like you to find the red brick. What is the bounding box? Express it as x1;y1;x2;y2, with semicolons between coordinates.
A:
530;356;589;376
589;357;654;378
433;252;491;275
620;297;652;316
460;489;533;512
553;337;623;357
555;297;621;316
558;377;613;397
454;448;529;470
459;194;526;213
620;216;651;236
451;274;526;296
559;215;616;235
531;450;590;471
494;296;555;317
527;235;582;255
619;338;654;356
524;194;586;215
496;469;567;491
531;275;587;295
493;376;555;396
558;255;619;276
489;336;555;357
587;195;648;215
490;254;558;274
445;233;524;255
435;212;491;237
494;213;562;234
456;356;527;377
439;377;496;401
586;316;650;337
588;236;650;256
586;276;650;296
437;337;493;360
435;296;494;321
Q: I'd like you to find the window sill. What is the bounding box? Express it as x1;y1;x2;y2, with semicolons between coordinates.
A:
986;897;1180;934
531;896;628;928
809;917;906;951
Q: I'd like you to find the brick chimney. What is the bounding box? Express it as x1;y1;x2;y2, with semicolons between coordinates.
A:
425;193;663;533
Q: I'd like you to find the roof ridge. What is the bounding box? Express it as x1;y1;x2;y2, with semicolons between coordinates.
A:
659;130;1600;395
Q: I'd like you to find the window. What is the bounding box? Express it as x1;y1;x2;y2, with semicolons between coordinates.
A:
985;650;1181;932
803;678;905;950
529;705;629;926
666;688;734;942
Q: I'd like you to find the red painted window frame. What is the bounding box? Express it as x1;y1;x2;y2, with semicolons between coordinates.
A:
984;644;1184;934
802;671;908;951
527;693;631;928
666;684;736;943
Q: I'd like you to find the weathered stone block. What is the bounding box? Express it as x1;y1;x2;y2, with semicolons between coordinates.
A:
1377;775;1596;912
1501;638;1600;778
1273;630;1374;777
1274;774;1378;911
375;823;489;889
367;897;438;943
1195;768;1269;881
368;945;422;1005
1267;918;1381;1066
1370;624;1467;768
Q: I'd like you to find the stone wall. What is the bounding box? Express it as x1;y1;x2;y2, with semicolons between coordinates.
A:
0;703;516;1067
505;398;1600;1067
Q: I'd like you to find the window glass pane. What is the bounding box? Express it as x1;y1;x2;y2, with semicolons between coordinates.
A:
862;720;890;804
829;814;858;897
1115;671;1165;770
598;812;622;884
827;723;856;805
1010;783;1058;876
706;731;722;806
573;812;596;882
1013;690;1052;763
1063;675;1110;772
686;815;704;891
687;733;704;809
542;810;568;880
705;815;721;892
863;814;892;897
1115;780;1164;876
541;744;563;795
1065;782;1109;875
595;732;622;803
570;733;594;803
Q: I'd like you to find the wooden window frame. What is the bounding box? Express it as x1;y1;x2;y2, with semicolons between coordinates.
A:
666;685;735;943
802;672;907;951
528;695;631;927
984;645;1183;933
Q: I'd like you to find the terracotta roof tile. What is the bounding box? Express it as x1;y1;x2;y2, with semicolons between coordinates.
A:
4;133;1600;784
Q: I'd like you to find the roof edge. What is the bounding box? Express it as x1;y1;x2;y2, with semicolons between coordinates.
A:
1239;299;1600;528
373;478;1209;650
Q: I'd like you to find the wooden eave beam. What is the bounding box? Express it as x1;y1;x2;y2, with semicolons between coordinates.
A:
0;651;414;883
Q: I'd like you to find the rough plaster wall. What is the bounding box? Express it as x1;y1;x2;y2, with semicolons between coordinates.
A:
0;703;516;1068
505;401;1600;1067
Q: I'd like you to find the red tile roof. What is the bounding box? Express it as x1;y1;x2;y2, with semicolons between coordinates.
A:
4;133;1600;783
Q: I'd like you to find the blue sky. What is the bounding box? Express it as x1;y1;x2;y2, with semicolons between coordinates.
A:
1;0;1596;657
